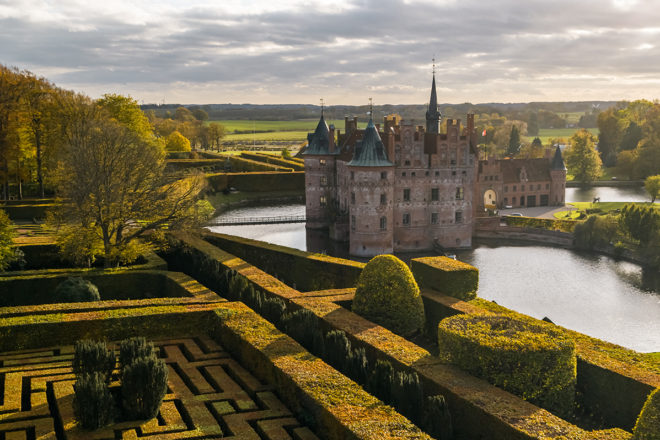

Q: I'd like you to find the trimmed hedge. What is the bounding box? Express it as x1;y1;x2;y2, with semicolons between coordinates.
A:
240;152;305;170
202;232;364;291
1;202;56;220
438;313;577;418
504;216;577;233
411;256;478;301
633;388;660;440
206;171;305;192
220;155;293;172
352;255;425;337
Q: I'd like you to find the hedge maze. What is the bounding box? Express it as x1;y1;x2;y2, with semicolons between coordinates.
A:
1;236;658;439
0;336;318;439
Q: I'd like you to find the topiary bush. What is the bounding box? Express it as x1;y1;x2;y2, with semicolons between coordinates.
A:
53;277;100;302
119;337;155;367
422;395;453;440
438;314;576;418
121;356;168;420
633;388;660;440
352;254;425;336
73;372;116;430
368;360;394;405
324;330;351;372
73;340;115;380
392;370;424;424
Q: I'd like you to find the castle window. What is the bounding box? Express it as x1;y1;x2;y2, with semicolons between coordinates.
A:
320;176;327;186
351;215;356;231
405;160;411;166
403;188;411;201
452;171;457;176
513;185;517;192
320;195;327;207
380;193;387;205
425;171;429;176
320;159;326;166
350;171;354;180
431;188;439;201
403;213;410;225
504;197;508;205
522;185;525;191
512;196;517;205
411;172;416;177
431;213;438;224
380;217;387;230
456;187;464;200
495;175;499;180
463;170;467;175
351;192;355;205
455;211;463;223
537;184;541;190
435;171;440;176
402;172;406;177
381;171;387;180
504;185;508;192
546;183;549;190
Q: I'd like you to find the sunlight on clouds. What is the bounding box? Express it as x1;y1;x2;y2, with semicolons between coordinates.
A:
636;43;654;50
612;0;639;10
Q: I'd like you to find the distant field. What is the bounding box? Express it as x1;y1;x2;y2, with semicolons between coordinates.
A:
524;127;599;144
213;119;368;142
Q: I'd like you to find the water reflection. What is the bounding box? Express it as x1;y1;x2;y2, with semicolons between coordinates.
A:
207;202;660;352
566;186;653;203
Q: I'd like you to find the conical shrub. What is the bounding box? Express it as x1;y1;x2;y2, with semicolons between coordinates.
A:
73;340;115;380
119;337;155;367
73;372;115;430
121;356;168;420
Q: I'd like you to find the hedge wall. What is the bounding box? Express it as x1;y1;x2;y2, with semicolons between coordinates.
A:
222;155;293;172
411;257;478;301
240;152;305;171
202;231;364;291
438;314;577;418
0;270;202;307
165;159;226;173
504;216;577;233
206;171;305;192
1;202;57;220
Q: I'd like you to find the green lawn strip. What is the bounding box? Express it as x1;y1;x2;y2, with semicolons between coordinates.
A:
209;119;368;133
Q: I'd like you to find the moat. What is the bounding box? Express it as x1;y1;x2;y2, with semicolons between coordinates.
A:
207;186;660;353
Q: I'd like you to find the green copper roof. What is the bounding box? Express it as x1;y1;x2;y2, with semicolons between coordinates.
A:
348;119;393;167
303;114;334;155
551;145;566;171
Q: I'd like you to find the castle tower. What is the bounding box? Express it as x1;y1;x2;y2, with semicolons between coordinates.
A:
303;111;338;229
347;118;394;257
550;146;567;205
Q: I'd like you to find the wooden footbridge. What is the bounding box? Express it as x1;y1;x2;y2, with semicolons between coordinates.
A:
210;215;306;226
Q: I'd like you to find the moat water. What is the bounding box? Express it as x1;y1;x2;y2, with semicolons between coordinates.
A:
208;187;660;353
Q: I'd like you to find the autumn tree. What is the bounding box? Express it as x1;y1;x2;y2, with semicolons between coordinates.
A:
207;122;226;150
565;129;602;183
506;125;521;157
635;104;660;178
52;94;207;267
165;130;191;152
597;109;623;167
527;112;539;136
0;66;25;199
616;150;638;180
645;175;660;203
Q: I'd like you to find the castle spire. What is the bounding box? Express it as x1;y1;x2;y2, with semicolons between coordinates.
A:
426;59;441;134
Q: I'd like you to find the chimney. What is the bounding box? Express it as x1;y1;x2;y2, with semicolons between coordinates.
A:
467;113;474;134
329;125;335;153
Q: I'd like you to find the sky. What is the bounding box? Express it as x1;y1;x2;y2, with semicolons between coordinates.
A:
2;0;660;105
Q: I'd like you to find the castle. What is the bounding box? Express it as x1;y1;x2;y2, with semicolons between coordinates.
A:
303;74;566;258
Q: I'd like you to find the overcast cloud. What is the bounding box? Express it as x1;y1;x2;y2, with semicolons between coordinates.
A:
1;0;660;105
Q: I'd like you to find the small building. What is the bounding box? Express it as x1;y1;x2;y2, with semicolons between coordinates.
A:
477;147;567;210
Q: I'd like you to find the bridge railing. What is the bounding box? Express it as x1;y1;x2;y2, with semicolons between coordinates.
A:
210;215;306;226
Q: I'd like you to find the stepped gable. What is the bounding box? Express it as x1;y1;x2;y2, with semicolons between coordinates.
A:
500;158;552;183
551;145;567;171
347;119;393;167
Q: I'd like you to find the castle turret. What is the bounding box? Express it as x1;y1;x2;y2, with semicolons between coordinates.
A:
550;146;567;205
347;119;394;257
303;112;338;228
425;73;441;134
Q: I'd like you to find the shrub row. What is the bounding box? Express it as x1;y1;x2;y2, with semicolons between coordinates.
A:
504;215;577;233
411;256;478;301
240;152;305;170
438;313;577;418
221;155;293;172
206;171;305;192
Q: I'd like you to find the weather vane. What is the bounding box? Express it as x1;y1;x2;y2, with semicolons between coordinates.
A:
368;97;373;116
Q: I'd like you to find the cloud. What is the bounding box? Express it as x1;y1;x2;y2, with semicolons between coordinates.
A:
1;0;660;104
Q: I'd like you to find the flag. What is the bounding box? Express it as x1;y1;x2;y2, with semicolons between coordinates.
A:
482;129;487;137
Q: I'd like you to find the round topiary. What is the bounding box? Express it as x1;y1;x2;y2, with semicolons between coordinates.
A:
438;314;576;418
633;388;660;440
352;254;425;337
53;277;100;303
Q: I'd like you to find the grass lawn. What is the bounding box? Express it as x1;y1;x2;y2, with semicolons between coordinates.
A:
206;190;304;208
553;201;659;218
212;119;369;143
524;127;599;145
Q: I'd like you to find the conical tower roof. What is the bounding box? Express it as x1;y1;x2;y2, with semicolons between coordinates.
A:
303;114;332;155
551;145;566;171
348;119;393;167
426;73;441;133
